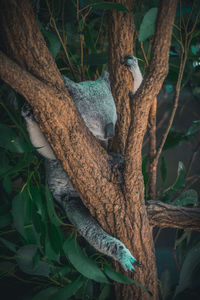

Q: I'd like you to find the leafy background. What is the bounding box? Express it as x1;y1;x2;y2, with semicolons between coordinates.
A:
0;0;200;299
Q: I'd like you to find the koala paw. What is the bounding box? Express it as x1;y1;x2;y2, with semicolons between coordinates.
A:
123;55;138;70
116;244;141;272
21;103;34;120
109;239;141;272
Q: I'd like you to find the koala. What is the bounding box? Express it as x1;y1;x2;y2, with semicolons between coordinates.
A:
22;56;143;272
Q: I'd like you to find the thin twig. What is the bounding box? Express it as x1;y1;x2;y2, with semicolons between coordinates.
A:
46;0;77;81
95;11;105;47
186;137;200;178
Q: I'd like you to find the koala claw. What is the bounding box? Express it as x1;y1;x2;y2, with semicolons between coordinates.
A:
116;244;141;272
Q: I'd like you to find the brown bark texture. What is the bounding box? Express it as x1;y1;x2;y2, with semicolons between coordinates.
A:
0;0;180;300
147;201;200;231
107;0;178;299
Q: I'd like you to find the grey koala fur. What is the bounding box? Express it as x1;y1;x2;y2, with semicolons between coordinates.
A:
21;56;143;272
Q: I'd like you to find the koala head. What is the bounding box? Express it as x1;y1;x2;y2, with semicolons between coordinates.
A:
63;76;117;142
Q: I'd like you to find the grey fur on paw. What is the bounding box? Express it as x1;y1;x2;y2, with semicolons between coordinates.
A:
21;103;34;120
123;55;138;69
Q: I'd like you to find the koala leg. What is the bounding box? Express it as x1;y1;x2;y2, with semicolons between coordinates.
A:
63;196;140;272
45;159;140;272
21;103;56;160
123;56;143;93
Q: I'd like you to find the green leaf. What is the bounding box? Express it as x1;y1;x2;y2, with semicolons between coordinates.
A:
45;229;60;262
56;265;72;277
63;235;109;283
139;8;158;42
16;245;50;277
172;189;198;206
45;184;64;227
0;237;17;253
29;185;47;221
11;191;26;238
172;162;186;191
161;162;186;203
32;287;59;300
0;213;12;228
163;130;187;150
160;156;167;183
0;152;35;177
88;2;129;12
103;264;133;284
186;120;200;136
50;276;84;300
104;264;153;295
84;25;96;53
42;31;61;58
48;223;63;254
98;284;111;300
0;262;16;276
2;176;12;194
173;242;200;298
0;124;30;153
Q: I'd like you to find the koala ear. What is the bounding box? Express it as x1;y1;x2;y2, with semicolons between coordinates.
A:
104;122;115;139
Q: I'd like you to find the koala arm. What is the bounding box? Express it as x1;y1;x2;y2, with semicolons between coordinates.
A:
124;56;143;93
45;159;140;272
65;197;140;272
21;104;56;160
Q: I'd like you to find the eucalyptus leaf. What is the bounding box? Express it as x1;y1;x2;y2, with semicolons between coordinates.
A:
186;120;200;136
11;191;26;238
16;245;50;277
0;124;30;153
173;242;200;298
103;264;153;296
32;287;59;300
45;184;64;227
0;213;12;228
50;276;84;300
0;262;16;276
161;162;186;203
48;223;63;254
63;235;109;283
2;176;12;194
42;31;61;58
98;284;111;300
0;237;17;253
172;189;198;206
139;8;158;42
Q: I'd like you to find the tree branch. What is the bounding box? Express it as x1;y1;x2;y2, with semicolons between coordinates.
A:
147;200;200;231
148;98;157;200
0;51;125;226
0;0;64;89
125;0;178;175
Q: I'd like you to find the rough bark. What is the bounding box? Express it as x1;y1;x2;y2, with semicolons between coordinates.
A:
107;1;178;299
0;0;180;300
108;0;135;155
147;201;200;231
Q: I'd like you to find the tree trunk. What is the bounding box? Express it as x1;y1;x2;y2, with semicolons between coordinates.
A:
0;0;178;299
107;1;178;299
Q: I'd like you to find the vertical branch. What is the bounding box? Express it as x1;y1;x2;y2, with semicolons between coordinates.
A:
148;98;157;200
108;0;135;155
